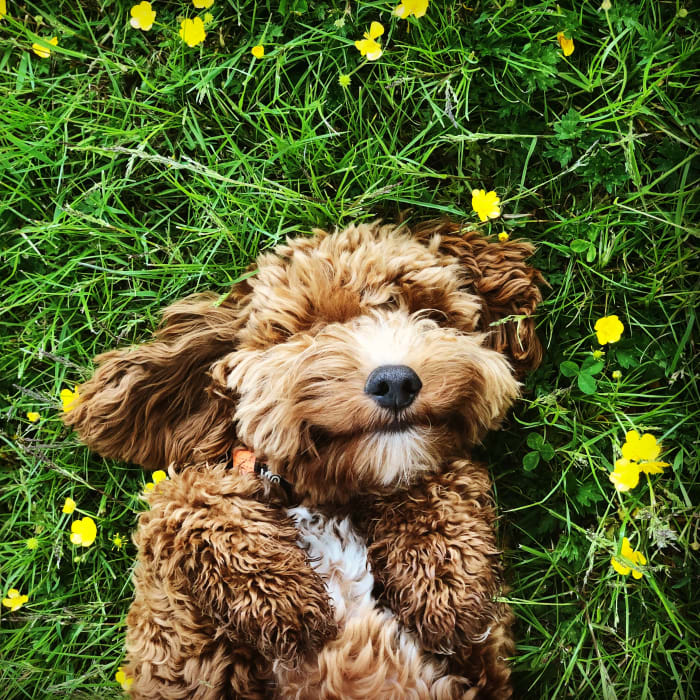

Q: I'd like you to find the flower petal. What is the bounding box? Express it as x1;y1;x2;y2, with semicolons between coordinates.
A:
368;21;384;39
611;556;630;576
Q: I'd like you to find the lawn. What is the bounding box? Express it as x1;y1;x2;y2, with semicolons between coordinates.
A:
1;0;698;697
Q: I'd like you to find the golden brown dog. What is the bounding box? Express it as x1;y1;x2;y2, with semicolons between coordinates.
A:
64;220;543;698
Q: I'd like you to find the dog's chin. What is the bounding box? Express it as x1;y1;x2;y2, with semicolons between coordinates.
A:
361;424;445;488
283;423;449;503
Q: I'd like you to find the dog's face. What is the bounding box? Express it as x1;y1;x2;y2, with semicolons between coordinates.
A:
213;224;534;501
65;221;543;502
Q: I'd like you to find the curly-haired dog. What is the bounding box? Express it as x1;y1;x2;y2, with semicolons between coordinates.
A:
64;220;543;699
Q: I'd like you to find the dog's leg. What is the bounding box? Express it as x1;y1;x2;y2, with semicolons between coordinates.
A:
125;465;337;698
364;460;513;699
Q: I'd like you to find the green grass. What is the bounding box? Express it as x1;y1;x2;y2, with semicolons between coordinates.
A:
1;0;698;697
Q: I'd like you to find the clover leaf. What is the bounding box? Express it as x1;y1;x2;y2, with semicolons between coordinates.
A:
523;433;556;471
560;356;605;394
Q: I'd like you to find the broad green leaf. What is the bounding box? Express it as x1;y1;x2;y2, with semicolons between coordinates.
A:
523;451;540;471
527;433;544;450
560;361;579;378
540;443;555;461
578;373;598;394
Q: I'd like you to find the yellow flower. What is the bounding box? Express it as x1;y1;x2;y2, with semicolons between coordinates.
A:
2;589;29;612
355;21;384;61
498;231;509;242
26;411;40;423
26;538;39;550
594;315;624;345
115;667;134;691
62;497;76;514
394;0;429;19
622;430;669;474
130;2;156;31
32;36;58;59
338;73;351;88
611;537;646;579
0;0;6;18
557;32;574;57
612;370;622;379
144;469;168;492
251;44;264;59
193;0;214;8
621;430;659;462
609;458;640;492
70;516;97;547
112;534;125;550
609;431;669;492
60;386;80;412
179;17;206;47
472;189;501;222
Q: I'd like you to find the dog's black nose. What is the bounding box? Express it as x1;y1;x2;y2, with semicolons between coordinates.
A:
365;365;422;410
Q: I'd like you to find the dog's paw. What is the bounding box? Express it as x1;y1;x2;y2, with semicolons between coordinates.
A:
408;579;496;655
255;593;338;666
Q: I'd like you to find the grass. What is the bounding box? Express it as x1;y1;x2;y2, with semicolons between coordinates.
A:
1;0;698;697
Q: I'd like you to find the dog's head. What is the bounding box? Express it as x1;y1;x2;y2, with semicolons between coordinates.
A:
65;221;543;502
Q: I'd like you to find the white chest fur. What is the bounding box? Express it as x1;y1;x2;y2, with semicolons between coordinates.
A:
287;507;376;627
275;508;470;699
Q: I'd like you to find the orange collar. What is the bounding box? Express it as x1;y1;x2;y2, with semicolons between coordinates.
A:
232;447;257;474
231;447;293;498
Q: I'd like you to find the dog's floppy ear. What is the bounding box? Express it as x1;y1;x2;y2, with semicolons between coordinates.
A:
413;220;545;375
63;288;250;470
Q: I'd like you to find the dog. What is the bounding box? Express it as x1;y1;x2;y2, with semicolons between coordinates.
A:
64;220;543;698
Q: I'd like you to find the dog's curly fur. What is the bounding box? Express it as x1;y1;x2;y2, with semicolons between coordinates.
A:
64;220;543;699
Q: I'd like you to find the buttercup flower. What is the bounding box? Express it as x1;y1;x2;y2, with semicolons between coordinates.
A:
26;538;39;550
0;0;6;18
472;189;501;222
116;667;134;691
26;411;40;422
32;36;58;59
2;589;29;611
179;17;206;47
70;516;97;547
498;231;509;242
62;497;76;514
144;469;168;493
557;32;574;56
338;73;351;88
251;44;264;59
355;22;384;61
622;431;669;473
612;370;622;380
609;430;669;492
592;350;605;359
594;315;624;344
60;386;80;412
112;534;125;550
611;537;646;578
129;2;155;31
609;458;640;492
193;0;214;8
394;0;429;19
